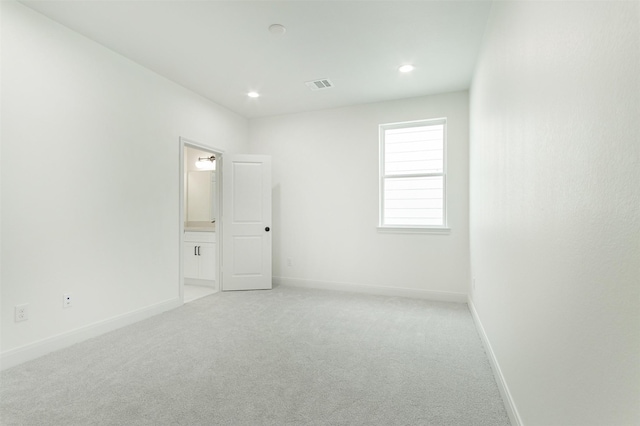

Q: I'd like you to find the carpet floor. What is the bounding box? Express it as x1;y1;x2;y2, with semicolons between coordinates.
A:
0;286;510;425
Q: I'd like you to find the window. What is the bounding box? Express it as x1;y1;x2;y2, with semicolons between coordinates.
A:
379;118;448;232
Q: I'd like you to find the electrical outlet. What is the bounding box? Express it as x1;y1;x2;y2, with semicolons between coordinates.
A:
15;304;28;322
287;258;292;267
63;293;72;308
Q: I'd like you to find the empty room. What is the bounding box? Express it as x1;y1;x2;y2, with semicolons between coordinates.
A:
1;1;638;425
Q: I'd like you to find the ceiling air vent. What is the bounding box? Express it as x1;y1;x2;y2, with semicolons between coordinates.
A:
305;79;334;91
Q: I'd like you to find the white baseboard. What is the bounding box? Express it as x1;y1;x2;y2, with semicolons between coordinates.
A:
468;297;523;426
274;276;467;303
1;297;182;371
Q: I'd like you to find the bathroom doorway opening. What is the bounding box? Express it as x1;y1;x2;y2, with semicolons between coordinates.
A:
180;138;223;303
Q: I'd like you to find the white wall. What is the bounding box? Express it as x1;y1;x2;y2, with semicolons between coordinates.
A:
249;92;469;300
469;1;639;425
1;1;248;362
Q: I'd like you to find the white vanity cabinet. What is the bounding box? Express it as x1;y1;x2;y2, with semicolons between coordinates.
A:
184;231;216;282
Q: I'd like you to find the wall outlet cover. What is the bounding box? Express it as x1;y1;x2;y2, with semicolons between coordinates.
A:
15;304;28;322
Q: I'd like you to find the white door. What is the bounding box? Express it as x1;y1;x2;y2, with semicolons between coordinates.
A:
222;154;272;291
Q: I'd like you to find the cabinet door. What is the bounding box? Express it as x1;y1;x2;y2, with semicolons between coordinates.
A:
183;242;200;279
198;243;216;281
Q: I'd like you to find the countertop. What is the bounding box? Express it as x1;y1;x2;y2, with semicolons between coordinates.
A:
185;227;215;232
184;221;216;232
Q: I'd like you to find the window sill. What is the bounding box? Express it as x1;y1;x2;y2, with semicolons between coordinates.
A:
377;226;451;235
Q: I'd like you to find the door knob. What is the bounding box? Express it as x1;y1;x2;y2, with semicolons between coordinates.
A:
265;227;270;232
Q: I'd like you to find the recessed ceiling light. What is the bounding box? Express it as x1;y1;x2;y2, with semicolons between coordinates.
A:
247;91;260;98
399;64;415;73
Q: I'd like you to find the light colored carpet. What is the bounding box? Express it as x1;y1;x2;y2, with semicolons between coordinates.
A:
184;284;217;303
0;286;510;425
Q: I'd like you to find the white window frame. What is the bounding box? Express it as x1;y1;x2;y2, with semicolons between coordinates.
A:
378;118;450;234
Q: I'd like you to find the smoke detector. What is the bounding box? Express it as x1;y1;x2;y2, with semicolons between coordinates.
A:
269;24;286;37
305;79;334;91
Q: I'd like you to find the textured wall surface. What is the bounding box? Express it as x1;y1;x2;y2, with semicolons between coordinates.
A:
1;1;248;354
470;1;639;424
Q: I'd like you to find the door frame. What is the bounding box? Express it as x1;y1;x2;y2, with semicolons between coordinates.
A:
178;137;224;303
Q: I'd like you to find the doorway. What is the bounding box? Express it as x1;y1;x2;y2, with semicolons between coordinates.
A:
180;138;223;303
180;138;273;300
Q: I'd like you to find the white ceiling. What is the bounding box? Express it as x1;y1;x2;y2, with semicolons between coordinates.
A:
21;1;493;119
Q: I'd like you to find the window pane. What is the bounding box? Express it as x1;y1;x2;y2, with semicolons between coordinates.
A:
384;125;443;175
383;176;444;226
